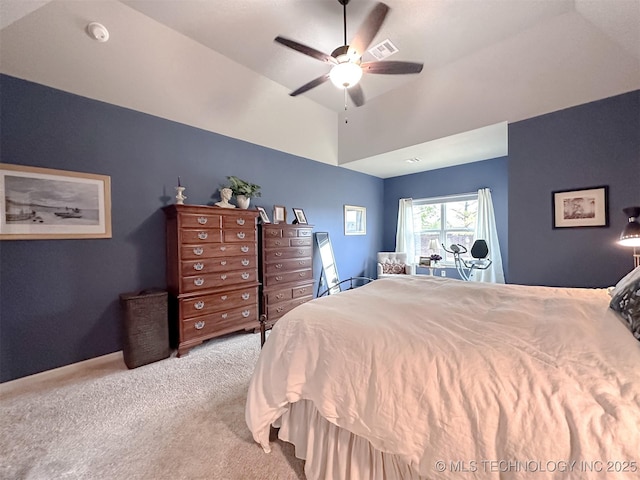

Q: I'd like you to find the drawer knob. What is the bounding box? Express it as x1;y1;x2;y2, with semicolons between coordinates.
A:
242;292;250;300
197;217;208;225
221;295;228;300
193;247;204;256
194;262;204;271
194;320;205;330
241;246;249;253
221;313;228;319
241;272;250;280
242;310;250;318
220;274;227;280
276;276;283;281
237;232;246;239
236;218;245;225
269;231;278;236
275;264;283;269
220;246;227;251
194;278;204;286
275;240;283;246
276;306;284;313
241;259;250;266
276;294;284;299
299;272;306;277
198;231;208;240
274;252;282;257
298;288;307;294
194;301;205;310
299;261;305;265
298;250;304;254
220;260;227;266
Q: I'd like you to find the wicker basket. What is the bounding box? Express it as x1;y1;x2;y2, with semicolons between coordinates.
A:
119;289;170;369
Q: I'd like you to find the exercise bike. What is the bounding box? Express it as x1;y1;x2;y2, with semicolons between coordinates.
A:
442;240;492;281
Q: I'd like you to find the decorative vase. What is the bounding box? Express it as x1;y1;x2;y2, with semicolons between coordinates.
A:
236;195;251;209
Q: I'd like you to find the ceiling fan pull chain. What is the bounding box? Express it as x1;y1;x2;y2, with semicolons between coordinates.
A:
344;89;348;124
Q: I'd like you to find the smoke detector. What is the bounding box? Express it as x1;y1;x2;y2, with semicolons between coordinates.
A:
86;22;109;42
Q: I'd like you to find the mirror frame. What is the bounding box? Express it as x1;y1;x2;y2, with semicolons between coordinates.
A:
344;205;366;236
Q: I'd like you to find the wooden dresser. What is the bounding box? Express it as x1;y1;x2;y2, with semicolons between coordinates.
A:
163;205;259;356
260;224;314;328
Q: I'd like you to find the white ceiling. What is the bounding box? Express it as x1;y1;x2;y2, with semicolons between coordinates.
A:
1;0;639;178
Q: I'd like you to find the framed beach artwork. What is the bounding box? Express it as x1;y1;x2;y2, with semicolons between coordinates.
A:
0;163;112;240
552;185;608;229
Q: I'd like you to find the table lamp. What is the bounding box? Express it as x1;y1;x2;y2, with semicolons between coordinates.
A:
619;206;640;268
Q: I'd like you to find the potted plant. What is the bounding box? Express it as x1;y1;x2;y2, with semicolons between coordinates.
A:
225;176;261;209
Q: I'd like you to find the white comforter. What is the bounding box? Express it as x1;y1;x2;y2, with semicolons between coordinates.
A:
246;276;640;478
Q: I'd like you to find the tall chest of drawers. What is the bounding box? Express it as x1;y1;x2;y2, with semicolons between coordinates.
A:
260;224;314;328
163;205;259;356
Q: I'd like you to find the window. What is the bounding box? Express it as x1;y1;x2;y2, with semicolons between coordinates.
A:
412;193;478;264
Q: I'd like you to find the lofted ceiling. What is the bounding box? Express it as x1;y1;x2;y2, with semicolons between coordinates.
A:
1;0;639;178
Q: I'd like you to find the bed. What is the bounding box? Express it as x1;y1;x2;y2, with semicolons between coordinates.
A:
245;273;640;479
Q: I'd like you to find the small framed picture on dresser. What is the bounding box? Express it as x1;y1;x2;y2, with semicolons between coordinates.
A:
292;208;308;224
256;206;270;224
273;205;286;224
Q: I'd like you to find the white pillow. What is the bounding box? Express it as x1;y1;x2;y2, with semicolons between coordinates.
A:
609;265;640;297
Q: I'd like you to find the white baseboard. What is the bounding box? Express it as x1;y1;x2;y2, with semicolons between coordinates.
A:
0;351;124;395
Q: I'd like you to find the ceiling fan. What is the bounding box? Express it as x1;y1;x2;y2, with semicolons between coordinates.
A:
275;0;423;107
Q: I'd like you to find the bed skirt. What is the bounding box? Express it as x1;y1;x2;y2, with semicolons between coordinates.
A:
275;399;423;480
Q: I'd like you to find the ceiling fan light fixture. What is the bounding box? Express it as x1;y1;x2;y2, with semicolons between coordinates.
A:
329;61;363;89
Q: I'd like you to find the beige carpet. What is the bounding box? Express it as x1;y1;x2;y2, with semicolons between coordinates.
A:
0;332;305;480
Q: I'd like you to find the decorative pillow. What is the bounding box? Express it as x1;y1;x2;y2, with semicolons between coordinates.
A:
609;277;640;341
382;262;406;274
609;265;640;297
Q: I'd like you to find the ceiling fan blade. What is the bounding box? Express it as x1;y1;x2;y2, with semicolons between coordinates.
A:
289;74;331;97
348;84;365;107
347;3;390;60
275;36;337;65
361;61;424;75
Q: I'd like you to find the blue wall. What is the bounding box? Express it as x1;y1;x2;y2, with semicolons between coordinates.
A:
0;75;383;382
508;90;639;287
382;157;509;280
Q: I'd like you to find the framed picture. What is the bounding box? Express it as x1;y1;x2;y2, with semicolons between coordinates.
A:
344;205;366;235
419;256;432;267
273;205;286;224
256;206;270;224
0;163;112;240
292;208;308;224
552;185;608;228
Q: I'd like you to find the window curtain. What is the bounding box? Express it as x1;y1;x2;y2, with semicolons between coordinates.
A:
473;188;505;283
395;198;415;261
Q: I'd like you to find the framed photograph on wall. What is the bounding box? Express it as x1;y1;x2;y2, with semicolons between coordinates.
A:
0;163;112;240
552;185;608;228
292;208;308;224
273;205;286;224
256;206;270;224
344;205;366;235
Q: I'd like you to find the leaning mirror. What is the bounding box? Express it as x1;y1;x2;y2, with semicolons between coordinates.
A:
315;232;341;295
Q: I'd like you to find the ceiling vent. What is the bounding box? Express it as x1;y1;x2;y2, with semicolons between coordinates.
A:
368;39;398;60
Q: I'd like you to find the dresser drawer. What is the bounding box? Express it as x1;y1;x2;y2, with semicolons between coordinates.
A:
266;287;293;304
263;227;283;238
222;215;255;229
290;237;312;246
224;229;257;243
182;304;258;341
264;268;312;287
181;287;258;319
264;257;312;275
267;295;313;320
180;213;222;229
181;243;256;260
181;256;256;276
180;228;222;244
181;269;258;292
264;246;313;263
292;283;313;298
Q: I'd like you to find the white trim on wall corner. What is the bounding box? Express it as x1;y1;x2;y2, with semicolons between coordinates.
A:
0;351;124;395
